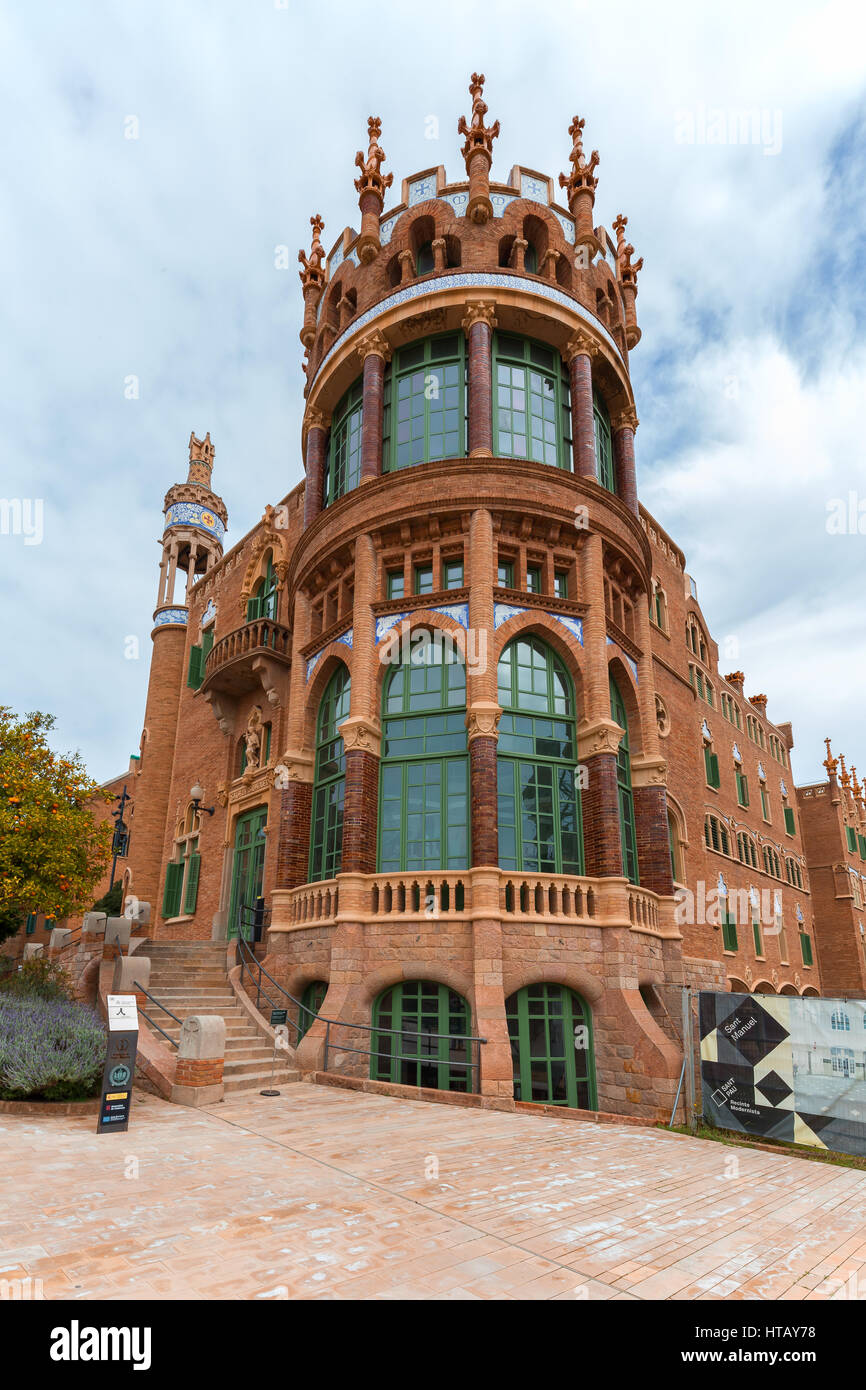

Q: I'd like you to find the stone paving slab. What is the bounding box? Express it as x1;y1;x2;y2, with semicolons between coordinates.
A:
2;1082;866;1300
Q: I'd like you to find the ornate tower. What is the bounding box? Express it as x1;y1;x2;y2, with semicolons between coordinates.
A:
129;433;227;911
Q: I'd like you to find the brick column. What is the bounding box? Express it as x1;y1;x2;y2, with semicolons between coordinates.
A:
577;529;624;877
356;331;391;482
303;410;329;528
612;407;639;517
565;332;597;480
339;533;380;876
462;303;497;458
633;783;674;896
466;507;500;865
173;1016;226;1107
468;721;500;866
275;588;314;890
340;748;379;874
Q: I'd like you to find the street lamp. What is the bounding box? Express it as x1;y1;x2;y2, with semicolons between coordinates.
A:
189;783;216;817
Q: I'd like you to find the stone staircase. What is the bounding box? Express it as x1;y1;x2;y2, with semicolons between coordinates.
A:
133;941;301;1095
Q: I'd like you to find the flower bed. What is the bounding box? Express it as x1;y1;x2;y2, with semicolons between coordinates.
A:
0;996;106;1102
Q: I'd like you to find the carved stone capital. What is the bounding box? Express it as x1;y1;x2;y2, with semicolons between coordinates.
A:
576;716;624;760
564;330;599;362
612;405;639;433
629;754;668;789
356;329;392;365
305;406;331;433
338;715;382;758
273;749;315;786
461;301;498;335
466;701;502;744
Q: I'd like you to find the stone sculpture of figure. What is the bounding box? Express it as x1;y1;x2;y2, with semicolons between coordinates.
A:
244;708;262;771
458;72;500;158
354;117;393;196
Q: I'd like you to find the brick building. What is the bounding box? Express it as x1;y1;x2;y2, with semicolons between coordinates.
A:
119;80;847;1119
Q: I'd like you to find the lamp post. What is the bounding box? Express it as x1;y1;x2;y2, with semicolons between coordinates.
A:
189;782;216;818
108;784;131;891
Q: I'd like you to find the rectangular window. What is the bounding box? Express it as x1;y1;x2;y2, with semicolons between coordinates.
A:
846;825;857;853
183;849;201;915
387;570;405;600
800;932;813;967
443;560;463;590
722;911;738;952
497;560;514;588
187;645;204;690
494;342;562;467
704;746;720;789
753;919;764;958
736;770;749;808
554;570;569;599
760;786;770;822
161;860;184;919
526;564;542;594
387;336;466;471
413;565;433;596
784;806;796;836
859;835;866;861
25;913;36;935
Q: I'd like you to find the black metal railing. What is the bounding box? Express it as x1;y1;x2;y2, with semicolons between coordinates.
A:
134;981;181;1050
234;915;487;1092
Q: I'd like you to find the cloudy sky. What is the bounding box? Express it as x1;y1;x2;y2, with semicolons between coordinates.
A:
1;0;864;786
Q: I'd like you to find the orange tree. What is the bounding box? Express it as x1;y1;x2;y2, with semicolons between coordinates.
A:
0;707;112;943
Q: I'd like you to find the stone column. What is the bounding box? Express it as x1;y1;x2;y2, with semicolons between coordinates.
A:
612;406;640;517
462;303;497;458
577;530;624;878
172;1016;226;1108
470;867;514;1103
465;508;500;866
630;593;672;895
340;533;380;876
398;249;414;284
565;332;597;480
302;409;329;529
357;331;391;483
432;236;447;271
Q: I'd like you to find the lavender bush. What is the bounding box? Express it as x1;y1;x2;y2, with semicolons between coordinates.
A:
0;996;106;1101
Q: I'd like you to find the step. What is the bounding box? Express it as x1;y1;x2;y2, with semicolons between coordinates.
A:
223;1070;301;1095
223;1057;296;1079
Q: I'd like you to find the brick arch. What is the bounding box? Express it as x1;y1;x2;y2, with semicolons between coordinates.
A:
372;610;470;708
607;652;644;754
302;650;351;751
491;611;586;709
753;980;776;995
728;977;750;992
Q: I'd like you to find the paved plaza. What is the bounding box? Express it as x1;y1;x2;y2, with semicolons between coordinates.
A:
3;1084;866;1300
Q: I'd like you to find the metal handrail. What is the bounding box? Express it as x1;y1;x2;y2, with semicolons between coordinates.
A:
234;913;487;1091
134;981;181;1050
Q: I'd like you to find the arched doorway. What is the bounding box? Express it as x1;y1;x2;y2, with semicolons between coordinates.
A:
298;981;328;1041
371;980;473;1092
227;805;267;940
505;983;596;1109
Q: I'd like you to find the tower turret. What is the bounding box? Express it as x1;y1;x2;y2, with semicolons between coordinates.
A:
155;431;228;616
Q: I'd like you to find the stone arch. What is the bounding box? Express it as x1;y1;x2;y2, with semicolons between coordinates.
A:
521;211;549;269
359;961;476;1014
239;524;291;618
501;960;604;1007
728;976;750;993
753;980;776;995
779;983;799;996
802;986;820;997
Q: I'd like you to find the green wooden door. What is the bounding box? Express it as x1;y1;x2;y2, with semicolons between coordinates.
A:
506;983;596;1109
227;806;268;940
371;981;473;1092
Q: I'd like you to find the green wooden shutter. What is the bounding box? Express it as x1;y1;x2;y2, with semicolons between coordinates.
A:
25;913;36;935
859;835;866;860
183;853;201;914
705;748;720;789
784;806;795;835
737;771;749;807
846;826;857;852
753;919;763;956
722;911;738;952
187;645;204;689
161;861;184;919
800;932;813;967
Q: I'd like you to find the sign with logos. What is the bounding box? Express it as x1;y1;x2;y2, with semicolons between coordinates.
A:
97;995;139;1134
269;1008;288;1027
700;991;866;1157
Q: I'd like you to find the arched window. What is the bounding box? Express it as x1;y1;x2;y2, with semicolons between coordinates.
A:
524;242;538;273
506;983;596;1109
378;639;468;872
246;552;277;622
162;803;202;919
415;240;435;274
309;666;351;882
497;636;583;874
610;675;638;884
298;980;328;1041
372;981;473;1092
492;334;572;470
593;392;615;492
323;376;363;506
382;334;467;471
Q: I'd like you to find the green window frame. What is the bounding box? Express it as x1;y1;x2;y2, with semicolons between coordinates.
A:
497;636;583;875
183;845;201;915
526;564;542;593
610;675;639;884
506;983;597;1110
800;932;813;967
161;860;184;919
593;391;615;492
753;918;764;957
722;910;738;952
443;560;464;590
846;825;857;853
760;785;770;821
554;570;569;599
372;981;473;1092
383;334;467;471
309;666;351;882
25;913;36;935
298;980;328;1042
378;645;468;873
413;564;434;595
415;241;435;275
387;569;405;600
784;805;796;836
497;560;514;588
246;553;277;622
323;376;363;506
859;834;866;861
186;628;214;691
736;769;749;808
704;745;720;789
492;333;571;469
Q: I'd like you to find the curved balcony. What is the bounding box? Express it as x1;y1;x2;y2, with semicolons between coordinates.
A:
201;617;291;696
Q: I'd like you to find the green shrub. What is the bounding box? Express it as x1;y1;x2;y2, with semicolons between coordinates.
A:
0;996;106;1101
0;956;73;1002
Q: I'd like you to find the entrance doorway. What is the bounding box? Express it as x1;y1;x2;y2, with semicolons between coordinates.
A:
505;982;597;1109
227;806;268;941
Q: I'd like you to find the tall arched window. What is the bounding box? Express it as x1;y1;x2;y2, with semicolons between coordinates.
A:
246;551;277;622
323;376;363;506
309;666;351;882
372;981;473;1091
506;983;596;1109
593;392;615;492
610;675;638;884
492;334;572;469
382;334;467;471
497;636;583;874
378;640;468;872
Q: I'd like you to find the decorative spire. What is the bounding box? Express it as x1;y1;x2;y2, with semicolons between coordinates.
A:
298;214;326;347
187;431;215;486
354;118;393;265
458;73;499;223
824;737;838;776
558;115;600;256
840;753;851;788
612;213;644;348
852;765;862;799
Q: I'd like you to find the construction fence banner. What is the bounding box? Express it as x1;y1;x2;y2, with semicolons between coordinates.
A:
699;990;866;1157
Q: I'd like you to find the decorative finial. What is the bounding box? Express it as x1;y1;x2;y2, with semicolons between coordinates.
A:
298;214;326;347
354;118;393;199
187;431;215;485
852;765;862;799
458;73;499;223
840;753;851;788
612;212;644;348
824;737;838;775
557;115;600;257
